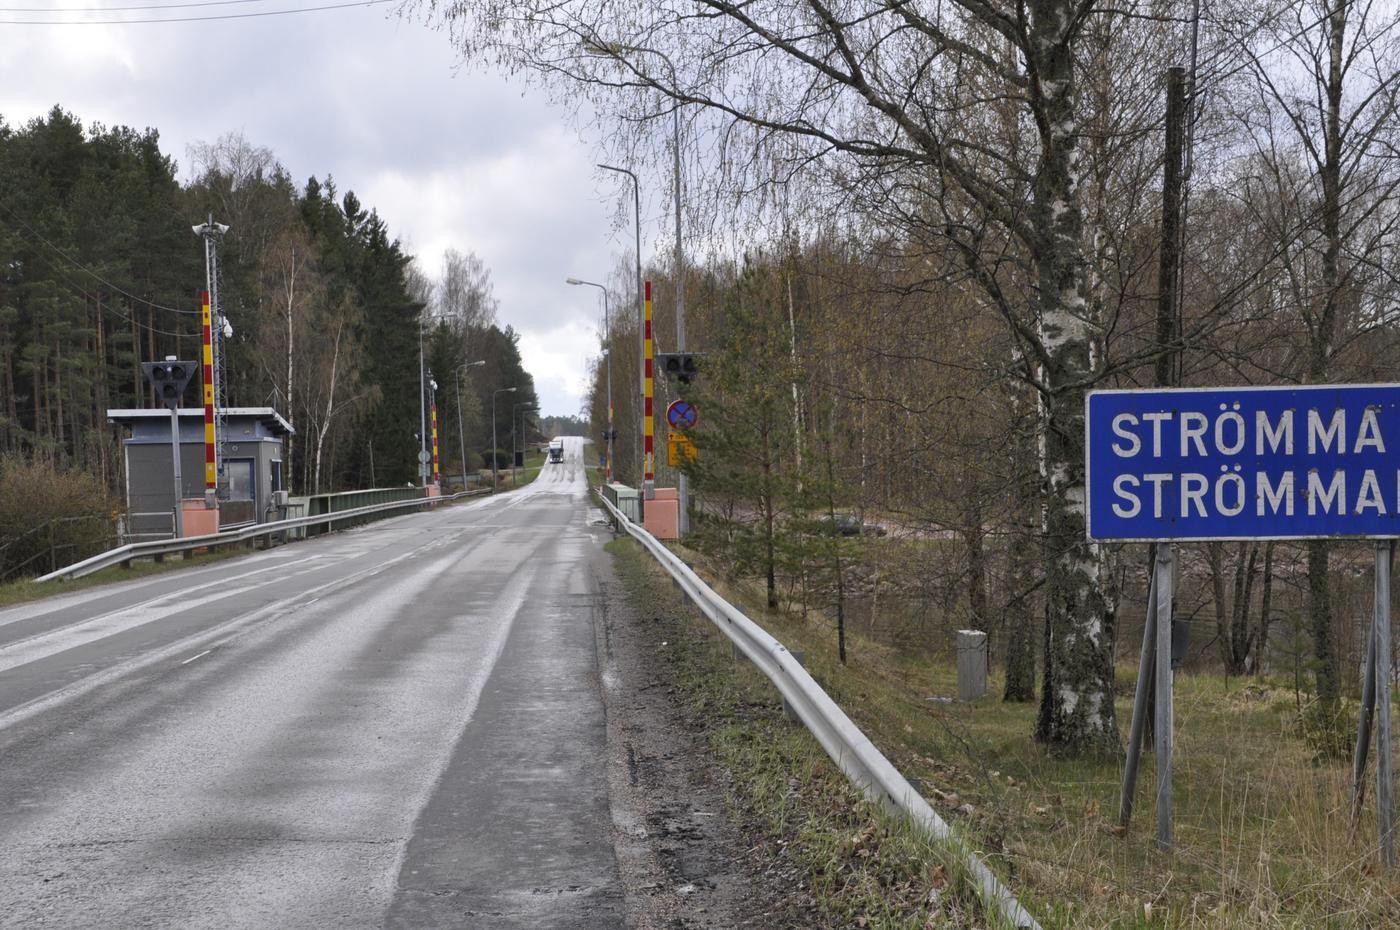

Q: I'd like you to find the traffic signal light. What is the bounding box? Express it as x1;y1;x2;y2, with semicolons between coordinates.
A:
142;359;199;410
657;352;701;385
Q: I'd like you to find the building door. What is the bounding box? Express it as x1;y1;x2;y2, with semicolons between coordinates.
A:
222;459;256;526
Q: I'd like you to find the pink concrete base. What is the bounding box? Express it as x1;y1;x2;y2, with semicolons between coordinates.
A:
643;487;679;540
426;483;442;498
181;500;220;538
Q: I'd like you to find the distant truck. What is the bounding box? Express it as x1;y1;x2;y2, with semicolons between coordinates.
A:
547;438;565;464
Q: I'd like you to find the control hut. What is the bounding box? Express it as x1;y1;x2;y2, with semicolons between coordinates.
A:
108;407;294;539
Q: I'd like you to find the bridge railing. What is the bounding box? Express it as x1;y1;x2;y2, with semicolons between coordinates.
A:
36;488;489;584
594;488;1041;930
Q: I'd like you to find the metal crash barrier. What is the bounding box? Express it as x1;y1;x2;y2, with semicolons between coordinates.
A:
594;488;1041;930
36;488;489;583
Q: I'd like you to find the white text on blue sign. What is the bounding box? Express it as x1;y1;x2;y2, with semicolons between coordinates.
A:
1085;385;1400;541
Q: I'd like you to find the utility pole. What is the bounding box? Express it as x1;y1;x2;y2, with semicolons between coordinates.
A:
585;43;688;527
1156;66;1187;390
567;278;614;481
491;386;516;489
598;164;642;482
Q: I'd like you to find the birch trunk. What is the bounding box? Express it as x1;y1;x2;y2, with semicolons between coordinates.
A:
1030;0;1118;753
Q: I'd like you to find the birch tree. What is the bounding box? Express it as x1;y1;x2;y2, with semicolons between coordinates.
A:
417;0;1168;752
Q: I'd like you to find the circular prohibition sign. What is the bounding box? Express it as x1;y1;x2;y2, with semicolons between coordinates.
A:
666;400;698;430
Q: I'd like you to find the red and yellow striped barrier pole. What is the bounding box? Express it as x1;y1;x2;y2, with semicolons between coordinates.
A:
431;402;441;484
643;280;654;491
200;291;216;491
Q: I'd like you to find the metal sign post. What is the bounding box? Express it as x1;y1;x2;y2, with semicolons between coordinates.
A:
1353;541;1396;866
1118;552;1158;829
1377;541;1395;867
1153;543;1174;852
167;407;184;539
1089;384;1400;865
142;359;198;540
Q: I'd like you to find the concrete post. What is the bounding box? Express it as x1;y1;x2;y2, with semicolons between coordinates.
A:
957;630;988;701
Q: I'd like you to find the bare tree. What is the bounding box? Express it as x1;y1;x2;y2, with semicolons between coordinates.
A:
431;0;1161;752
1227;0;1400;705
255;223;324;490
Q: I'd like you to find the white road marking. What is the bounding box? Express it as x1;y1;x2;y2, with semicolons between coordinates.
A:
180;649;212;665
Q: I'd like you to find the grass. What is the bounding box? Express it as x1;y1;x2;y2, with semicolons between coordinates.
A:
0;545;251;610
607;535;999;929
498;451;547;489
612;535;1400;929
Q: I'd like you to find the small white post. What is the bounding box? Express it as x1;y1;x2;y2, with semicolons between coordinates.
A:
956;630;988;701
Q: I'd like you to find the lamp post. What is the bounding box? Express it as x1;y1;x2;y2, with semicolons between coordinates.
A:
587;40;688;531
513;400;538;487
455;360;486;487
567;278;614;481
491;386;516;489
597;163;642;480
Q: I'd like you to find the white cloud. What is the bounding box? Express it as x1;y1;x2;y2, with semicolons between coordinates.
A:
518;321;599;419
0;11;651;419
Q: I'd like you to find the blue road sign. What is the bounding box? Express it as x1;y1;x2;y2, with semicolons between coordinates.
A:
667;400;698;430
1086;384;1400;541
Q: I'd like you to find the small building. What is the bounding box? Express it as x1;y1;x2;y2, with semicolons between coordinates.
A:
108;407;294;539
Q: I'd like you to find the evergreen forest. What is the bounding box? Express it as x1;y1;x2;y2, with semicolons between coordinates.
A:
0;107;539;500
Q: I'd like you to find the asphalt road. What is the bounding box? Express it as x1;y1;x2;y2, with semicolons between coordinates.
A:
0;437;627;928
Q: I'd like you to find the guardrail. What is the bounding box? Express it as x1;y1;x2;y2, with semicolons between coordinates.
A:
36;488;489;584
594;490;1041;930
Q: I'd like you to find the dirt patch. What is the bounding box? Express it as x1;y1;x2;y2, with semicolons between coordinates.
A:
591;538;817;929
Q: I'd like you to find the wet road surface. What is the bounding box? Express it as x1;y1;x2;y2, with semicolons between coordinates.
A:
0;438;626;928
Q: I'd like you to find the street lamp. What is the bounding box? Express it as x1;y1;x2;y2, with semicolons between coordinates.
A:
455;360;486;487
513;400;539;486
586;39;689;530
583;41;684;351
491;386;516;489
566;277;615;482
597;162;642;480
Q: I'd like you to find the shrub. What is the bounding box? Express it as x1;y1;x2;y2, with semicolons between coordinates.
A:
0;456;115;580
1295;696;1357;762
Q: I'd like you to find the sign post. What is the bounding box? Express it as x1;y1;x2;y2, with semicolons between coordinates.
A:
1088;384;1400;862
1376;541;1395;866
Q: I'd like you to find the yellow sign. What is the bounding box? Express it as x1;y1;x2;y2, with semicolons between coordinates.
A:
667;430;698;467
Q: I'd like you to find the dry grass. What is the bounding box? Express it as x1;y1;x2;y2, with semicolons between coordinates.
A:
664;542;1400;930
607;535;995;929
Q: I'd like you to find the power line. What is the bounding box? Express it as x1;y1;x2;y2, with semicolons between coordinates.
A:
27;250;195;339
0;0;272;11
0;203;200;315
0;0;389;22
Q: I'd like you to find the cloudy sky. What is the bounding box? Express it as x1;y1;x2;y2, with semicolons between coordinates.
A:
0;2;656;417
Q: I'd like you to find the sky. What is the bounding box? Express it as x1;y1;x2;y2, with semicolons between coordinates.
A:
0;3;655;418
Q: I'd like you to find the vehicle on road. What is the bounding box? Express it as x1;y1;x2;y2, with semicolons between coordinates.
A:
548;438;565;463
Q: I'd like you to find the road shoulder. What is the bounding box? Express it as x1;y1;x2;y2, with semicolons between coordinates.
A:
591;531;812;929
